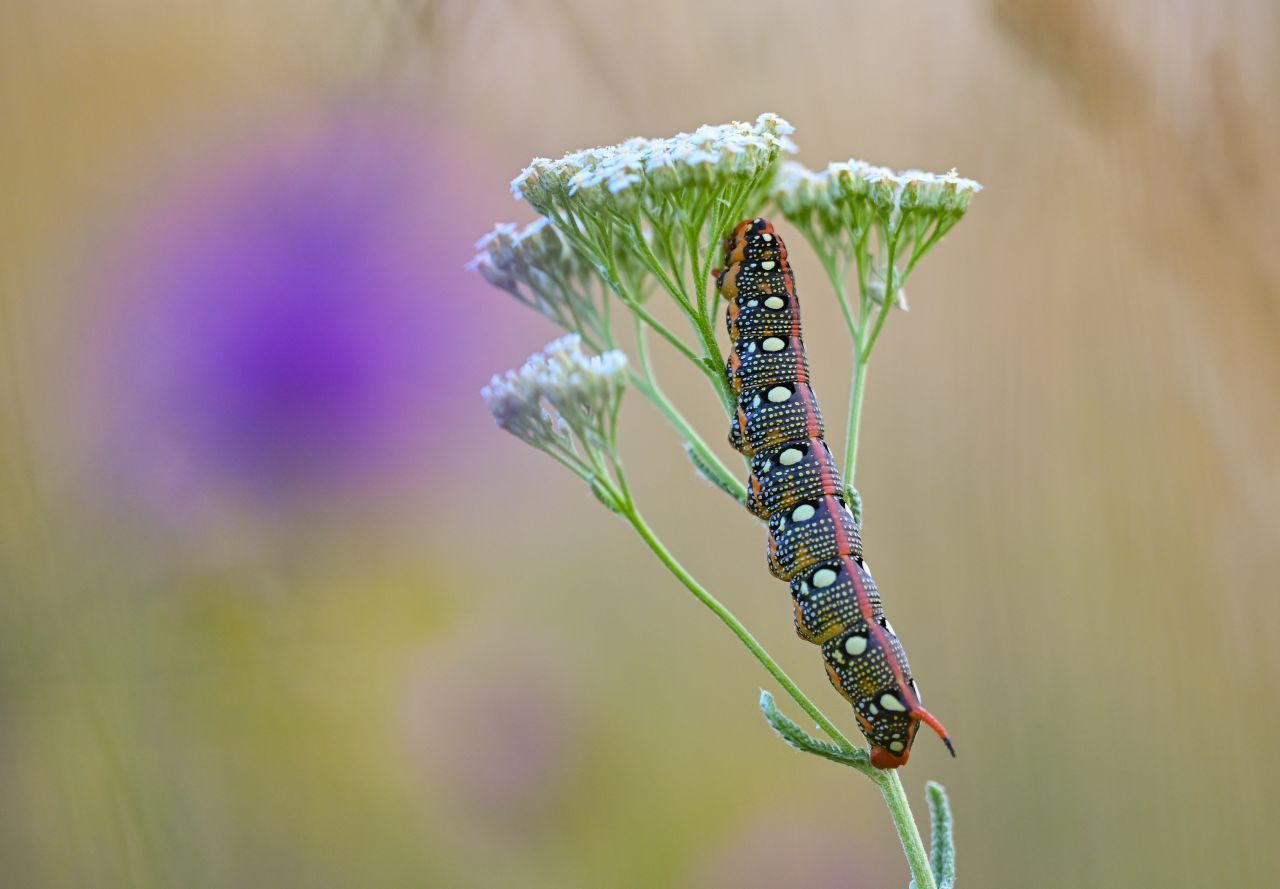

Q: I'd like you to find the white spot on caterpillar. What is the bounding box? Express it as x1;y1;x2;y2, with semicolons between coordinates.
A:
889;740;905;753
813;568;837;588
779;448;803;466
761;232;773;242
880;693;907;712
764;296;785;309
747;299;758;307
798;580;809;595
767;386;791;403
844;635;867;656
869;703;880;716
761;260;776;271
762;337;785;352
747;342;757;353
760;460;772;473
791;504;816;522
752;394;762;408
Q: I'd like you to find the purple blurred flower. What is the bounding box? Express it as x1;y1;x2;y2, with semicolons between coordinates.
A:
95;108;495;519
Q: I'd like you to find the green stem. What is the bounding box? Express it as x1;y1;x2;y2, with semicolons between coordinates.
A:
844;233;897;487
878;770;938;889
631;322;747;502
694;319;736;416
812;237;858;339
617;497;856;752
844;347;869;487
616;488;936;889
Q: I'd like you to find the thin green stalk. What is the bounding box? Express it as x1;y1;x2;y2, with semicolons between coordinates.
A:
693;319;736;416
844;349;870;486
631;321;747;501
614;483;937;889
812;238;858;338
616;494;856;752
627;214;695;315
843;234;898;486
878;770;938;889
860;287;896;364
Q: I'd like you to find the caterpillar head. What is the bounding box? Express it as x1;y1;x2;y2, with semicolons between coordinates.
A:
862;683;955;769
712;218;787;294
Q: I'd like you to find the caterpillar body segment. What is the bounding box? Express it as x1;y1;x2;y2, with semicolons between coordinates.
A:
717;217;952;769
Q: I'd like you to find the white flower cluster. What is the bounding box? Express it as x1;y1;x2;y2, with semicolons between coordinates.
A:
468;217;656;341
467;217;595;322
468;219;578;293
482;335;628;452
772;160;982;226
512;113;796;215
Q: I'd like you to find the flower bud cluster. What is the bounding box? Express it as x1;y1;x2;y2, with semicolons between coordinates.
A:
468;219;606;335
773;160;981;239
512;114;796;219
481;335;628;455
773;161;980;318
468;218;579;294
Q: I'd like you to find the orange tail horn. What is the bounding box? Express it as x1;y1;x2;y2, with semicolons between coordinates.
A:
913;705;956;757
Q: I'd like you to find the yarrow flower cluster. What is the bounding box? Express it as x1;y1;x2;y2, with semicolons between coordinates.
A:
468;218;574;296
467;218;655;349
772;160;982;315
512;113;796;217
482;335;627;459
509;115;796;341
467;219;605;341
773;161;981;226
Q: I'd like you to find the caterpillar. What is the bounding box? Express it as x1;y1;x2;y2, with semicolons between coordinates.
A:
714;217;954;769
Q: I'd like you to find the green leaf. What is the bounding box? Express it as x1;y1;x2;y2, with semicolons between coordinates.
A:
588;476;622;513
844;485;863;525
685;443;747;506
758;691;871;770
926;780;956;889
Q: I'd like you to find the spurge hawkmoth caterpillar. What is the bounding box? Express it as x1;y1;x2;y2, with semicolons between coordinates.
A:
715;217;954;769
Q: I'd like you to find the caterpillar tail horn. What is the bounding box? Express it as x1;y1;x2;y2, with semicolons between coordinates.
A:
914;705;956;757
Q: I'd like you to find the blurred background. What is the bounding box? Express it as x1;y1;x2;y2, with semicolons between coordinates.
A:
2;1;1278;887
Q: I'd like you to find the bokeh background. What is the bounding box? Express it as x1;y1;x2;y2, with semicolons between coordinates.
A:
2;2;1278;887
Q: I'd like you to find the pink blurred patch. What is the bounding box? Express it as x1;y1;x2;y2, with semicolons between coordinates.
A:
682;809;888;889
400;620;580;830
